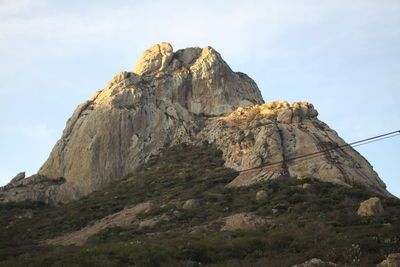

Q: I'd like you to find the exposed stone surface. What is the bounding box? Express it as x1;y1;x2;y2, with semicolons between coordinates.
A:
256;190;268;201
293;258;337;266
221;212;271;231
194;102;391;197
139;214;169;229
29;43;263;203
132;42;173;76
47;202;154;246
377;253;400;267
139;218;159;229
0;174;64;205
9;172;25;185
132;43;263;115
357;197;384;216
183;199;201;210
0;43;394;204
15;210;33;220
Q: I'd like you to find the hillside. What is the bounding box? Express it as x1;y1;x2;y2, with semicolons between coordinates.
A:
1;144;399;266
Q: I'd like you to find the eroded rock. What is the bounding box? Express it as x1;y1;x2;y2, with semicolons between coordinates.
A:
357;197;384;216
47;202;154;246
133;42;173;75
221;213;270;231
195;102;391;198
256;190;268;201
183;199;201;210
293;258;337;267
0;43;394;204
31;43;263;203
377;253;400;267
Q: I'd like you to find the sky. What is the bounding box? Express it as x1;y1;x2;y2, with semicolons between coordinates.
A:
0;0;399;196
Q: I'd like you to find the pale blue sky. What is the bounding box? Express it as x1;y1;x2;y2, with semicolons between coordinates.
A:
0;0;399;196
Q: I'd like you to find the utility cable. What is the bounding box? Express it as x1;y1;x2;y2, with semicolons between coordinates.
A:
238;130;400;173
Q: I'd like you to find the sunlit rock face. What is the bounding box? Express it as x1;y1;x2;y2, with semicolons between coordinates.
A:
0;43;393;204
194;102;390;197
132;42;263;115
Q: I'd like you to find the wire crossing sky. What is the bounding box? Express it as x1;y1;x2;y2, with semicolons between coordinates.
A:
0;0;399;197
239;130;400;174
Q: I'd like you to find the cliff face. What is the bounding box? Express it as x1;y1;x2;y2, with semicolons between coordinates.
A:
132;43;263;115
0;43;392;204
195;102;389;196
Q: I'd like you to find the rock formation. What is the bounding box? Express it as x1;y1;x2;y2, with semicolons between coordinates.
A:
293;258;338;267
194;102;390;197
357;197;384;216
0;43;393;204
377;253;400;267
221;213;271;231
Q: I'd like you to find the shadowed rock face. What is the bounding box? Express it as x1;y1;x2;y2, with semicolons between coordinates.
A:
0;43;393;204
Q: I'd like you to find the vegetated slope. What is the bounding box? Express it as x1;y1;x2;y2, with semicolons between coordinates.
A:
0;144;399;266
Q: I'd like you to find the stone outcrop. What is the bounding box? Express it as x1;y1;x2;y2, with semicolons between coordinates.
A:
377;253;400;267
194;102;391;197
256;190;269;201
0;43;394;204
221;213;271;231
132;42;263;115
0;43;263;204
47;202;154;246
293;258;337;267
357;197;384;216
183;199;201;210
0;174;64;205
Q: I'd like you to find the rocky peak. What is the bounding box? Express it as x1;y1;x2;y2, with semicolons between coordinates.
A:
132;42;224;76
0;44;394;204
132;42;174;75
0;43;264;203
130;42;264;115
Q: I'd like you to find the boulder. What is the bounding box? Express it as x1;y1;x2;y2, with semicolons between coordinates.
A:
271;208;279;214
132;42;173;75
221;213;270;231
377;253;400;267
256;190;268;201
139;213;169;229
183;199;201;210
357;197;384;216
10;172;25;184
293;258;337;266
302;183;312;189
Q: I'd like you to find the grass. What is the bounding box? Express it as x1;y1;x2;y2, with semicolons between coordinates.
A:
0;144;399;266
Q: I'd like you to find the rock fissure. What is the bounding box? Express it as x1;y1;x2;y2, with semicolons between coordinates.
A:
276;124;289;177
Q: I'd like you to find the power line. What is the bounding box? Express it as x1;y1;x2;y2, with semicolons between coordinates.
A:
238;130;400;174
